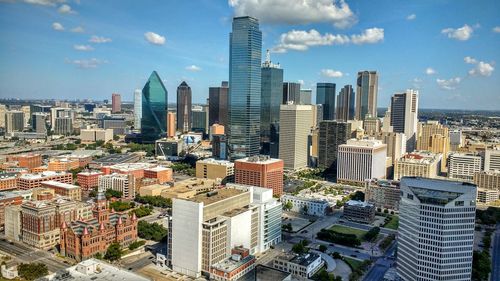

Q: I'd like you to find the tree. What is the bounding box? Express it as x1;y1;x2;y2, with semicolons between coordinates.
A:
319;245;328;253
105;189;123;199
363;227;380;242
135;195;172;208
128;240;146;250
95;140;105;147
18;263;49;281
130;205;153;218
292;241;307;255
472;250;491;281
104;242;122;261
283;201;293;211
331;252;342;259
109;201;133;211
138;221;168;241
350;191;365;201
113;135;120;141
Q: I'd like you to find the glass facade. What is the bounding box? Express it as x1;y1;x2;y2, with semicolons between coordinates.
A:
228;16;262;159
336;84;355;121
260;64;283;156
208;81;229;126
355;71;378;120
316;83;336;120
141;71;168;143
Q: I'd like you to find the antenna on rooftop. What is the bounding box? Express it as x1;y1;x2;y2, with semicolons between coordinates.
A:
265;49;270;64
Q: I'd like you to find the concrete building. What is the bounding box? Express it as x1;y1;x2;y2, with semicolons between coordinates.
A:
251;186;282;253
111;93;121;113
449;129;463;151
7;153;42;170
48;158;80;172
0;173;18;191
394;151;442;181
212;134;228;160
281;195;329;216
0;104;6;128
343;200;376;223
484;148;500;172
134;89;142;130
337;139;387;185
77;171;103;191
209;81;229;127
196;158;234;181
210;247;256;281
80;128;113;143
155;138;184;159
282;82;301;105
318;121;351;171
365;179;401;211
31;112;47;134
177;81;192;132
279;104;313;170
336;84;355;121
101;162;154;179
299;89;312;105
355;71;378;120
398;177;476;281
5;205;22;242
98;173;135;200
477;188;498;204
17;171;73;190
41;181;82;201
101;116;126;135
234;155;284;196
380;132;406;172
390;90;419;152
5;111;24;134
144;166;173;184
474;171;500;193
273;252;324;279
363;116;380;136
0;192;23;228
416;121;449;151
448;153;482;182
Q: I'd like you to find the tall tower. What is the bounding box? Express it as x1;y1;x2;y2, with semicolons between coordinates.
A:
260;49;283;156
176;81;192;133
209;82;229;127
133;89;142;130
318;121;351;171
228;16;262;159
141;71;168;143
355;71;378;120
398;177;476;281
111;93;121;113
390;90;419;152
336;85;355;121
316;83;336;120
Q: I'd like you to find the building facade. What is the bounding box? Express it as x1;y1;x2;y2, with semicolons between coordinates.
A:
141;71;168;143
355;71;378;120
318;121;351;171
390;90;419;152
365;179;401;211
209;81;229;127
343;200;376;223
282;82;301;105
394;151;442;181
281;195;329;216
234;156;284;196
111;93;121;113
316;83;336;120
196;158;235;181
177;81;192;132
98;173;135;200
448;153;482;181
336;84;355;121
337;139;387;185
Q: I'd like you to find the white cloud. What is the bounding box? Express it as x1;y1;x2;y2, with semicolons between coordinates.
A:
441;24;474;41
52;22;64;31
185;65;201;72
89;35;112;43
425;67;436;75
229;0;356;28
23;0;65;6
468;61;494;77
464;56;477;64
66;58;107;68
73;44;94;51
144;31;165;45
406;14;416;20
58;4;76;14
321;69;343;78
436;77;461;90
493;26;500;33
70;26;84;33
272;28;383;53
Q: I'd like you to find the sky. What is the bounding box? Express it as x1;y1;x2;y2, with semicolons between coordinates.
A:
0;0;499;110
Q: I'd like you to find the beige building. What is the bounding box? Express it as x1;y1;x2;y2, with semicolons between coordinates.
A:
394;151;442;180
196;158;234;180
41;181;82;201
365;179;401;211
380;132;406;169
484;148;500;172
448;153;482;182
278;104;313;170
416;121;449;151
477;188;499;204
139;184;169;197
474;171;500;191
363;116;380;136
98;173;135;199
80;128;114;143
4;205;22;242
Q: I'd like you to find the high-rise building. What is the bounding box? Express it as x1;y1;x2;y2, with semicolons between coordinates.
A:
299;89;312;105
316;83;336;120
398;177;476;281
98;173;135;200
282;82;301;105
449;129;463;151
192;106;209;135
448;153;482;182
318;121;351;171
394;151;442;180
416;121;449;150
261;51;283;156
0;104;6;128
311;104;323;128
141;71;168;143
167;112;176;138
54;116;73;135
111;93;121;113
209;81;229;127
336;85;355;121
278;104;313;170
228;16;262;159
337;139;387;185
380;132;406;175
363;116;380;136
235;155;284;196
355;71;378;120
212;134;228;160
390;90;419;152
133;89;142;130
5;111;24;134
20;105;30;127
484;148;500;172
381;108;392;133
177;81;192;132
31;113;47;134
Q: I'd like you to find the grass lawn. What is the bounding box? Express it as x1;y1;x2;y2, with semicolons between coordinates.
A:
383;215;399;230
343;257;363;270
329;225;367;239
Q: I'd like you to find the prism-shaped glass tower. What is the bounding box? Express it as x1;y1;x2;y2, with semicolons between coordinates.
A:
141;71;167;143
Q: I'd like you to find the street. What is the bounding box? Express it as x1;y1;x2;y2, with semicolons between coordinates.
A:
491;224;500;281
0;239;67;273
362;241;397;281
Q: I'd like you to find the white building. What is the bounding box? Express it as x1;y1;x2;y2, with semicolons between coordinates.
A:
337;138;387;185
390;90;418;152
448;153;482;182
484;148;500;172
281;194;329;216
279;104;313;170
98;173;135;199
398;177;476;281
251;186;283;253
134;89;142;130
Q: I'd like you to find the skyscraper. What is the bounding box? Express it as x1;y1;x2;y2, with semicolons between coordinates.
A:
355;71;378;120
31;113;47;134
5;111;24;134
260;50;283;156
318;121;351;171
141;71;168;143
316;83;336;120
167;112;176;138
133;89;142;130
208;81;229;127
390;90;419;152
398;177;476;281
282;82;301;104
336;85;355;121
111;93;121;113
228;16;262;159
176;81;192;133
299;89;312;105
279;104;313;170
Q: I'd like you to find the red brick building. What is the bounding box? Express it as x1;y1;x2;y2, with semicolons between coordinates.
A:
144;166;173;184
7;154;42;170
0;173;18;191
0;193;22;228
210;247;256;281
17;171;73;190
77;171;103;190
60;191;138;261
234;156;284;196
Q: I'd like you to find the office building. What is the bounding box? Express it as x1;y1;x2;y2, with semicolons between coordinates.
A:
235;155;284;196
177;81;192;132
318;121;351;171
4;205;22;242
111;93;121;113
228;16;262;159
449;129;463;151
316;83;336;120
192;106;209;135
448;153;482;181
260;50;283;155
41;181;82;201
209;81;229;127
365;179;401;211
77;171;103;190
398;177;476;281
484;148;500;172
100;116;126;135
477;188;498;204
0;104;6;128
416;121;449;151
474;171;500;192
278;104;313;170
167;112;176;137
48;157;79;172
299;89;312;105
98;173;135;199
0;173;18;191
210;247;256;281
141;71;168;143
54;116;73;135
337;139;387;185
336;85;355;121
210;124;225;137
31;112;47;134
196;158;234;181
343;200;376;223
390;90;419;152
282;82;301;105
83;103;96;112
155;138;183;159
363;116;380;136
134;89;142;130
311;104;323;129
7;153;42;170
5;111;24;134
0;192;23;228
252;186;282;252
213;134;228;160
50;107;72;130
17;171;73;190
280;195;329;216
381;132;406;167
394;151;442;180
355;71;378;120
80;128;113;143
273;252;323;279
144;166;173;184
381;109;392;133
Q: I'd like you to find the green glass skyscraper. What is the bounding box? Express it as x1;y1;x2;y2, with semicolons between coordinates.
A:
141;71;168;143
228;16;262;159
316;83;336;120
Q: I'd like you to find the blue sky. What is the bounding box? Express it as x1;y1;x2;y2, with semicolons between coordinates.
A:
0;0;499;110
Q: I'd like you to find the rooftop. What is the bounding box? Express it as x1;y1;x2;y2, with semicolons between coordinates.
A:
278;252;321;266
345;200;374;208
19;171;70;180
107;162;155;171
236;155;283;164
366;178;400;189
91;153;140;165
144;166;172;172
42;180;79;190
188;188;245;205
197;158;234;166
402;177;477;206
282;194;329;205
344;138;385;148
398;151;441;164
78;170;104;176
211;254;255;273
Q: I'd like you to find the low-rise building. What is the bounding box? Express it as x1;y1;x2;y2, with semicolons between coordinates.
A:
477;188;499;204
155;138;184;159
273;252;324;279
6;154;42;170
210;247;256;281
101;162;155;180
281;195;329;216
77;171;104;190
41;180;82;201
89;153;141;169
474;171;500;191
196;158;234;181
98;173;135;200
144;166;173;184
394;151;442;180
139;184;169;197
343;200;375;224
17;171;73;190
48;158;80;172
365;179;401;211
80;128;114;143
0;173;18;191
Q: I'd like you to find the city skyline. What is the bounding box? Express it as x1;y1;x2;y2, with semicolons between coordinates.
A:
0;0;499;110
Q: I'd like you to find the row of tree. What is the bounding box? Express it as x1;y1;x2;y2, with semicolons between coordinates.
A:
316;229;361;247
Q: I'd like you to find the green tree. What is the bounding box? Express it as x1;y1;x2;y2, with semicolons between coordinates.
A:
130;205;153;218
109;201;132;211
292;239;309;254
283;201;293;211
104;242;122;261
363;227;380;242
138;221;168;242
350;191;365;201
18;263;49;281
105;189;123;199
319;245;328;253
135;195;172;208
472;250;491;281
331;252;342;260
128;240;146;250
113;135;120;141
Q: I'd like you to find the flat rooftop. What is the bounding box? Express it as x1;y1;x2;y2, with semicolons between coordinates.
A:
188;188;245;205
277;252;321;267
236;155;282;164
108;162;154;171
19;171;69;180
345;200;373;208
145;166;172;172
198;158;234;166
42;180;79;190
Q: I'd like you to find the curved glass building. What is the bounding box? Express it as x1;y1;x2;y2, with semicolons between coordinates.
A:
141;71;168;143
